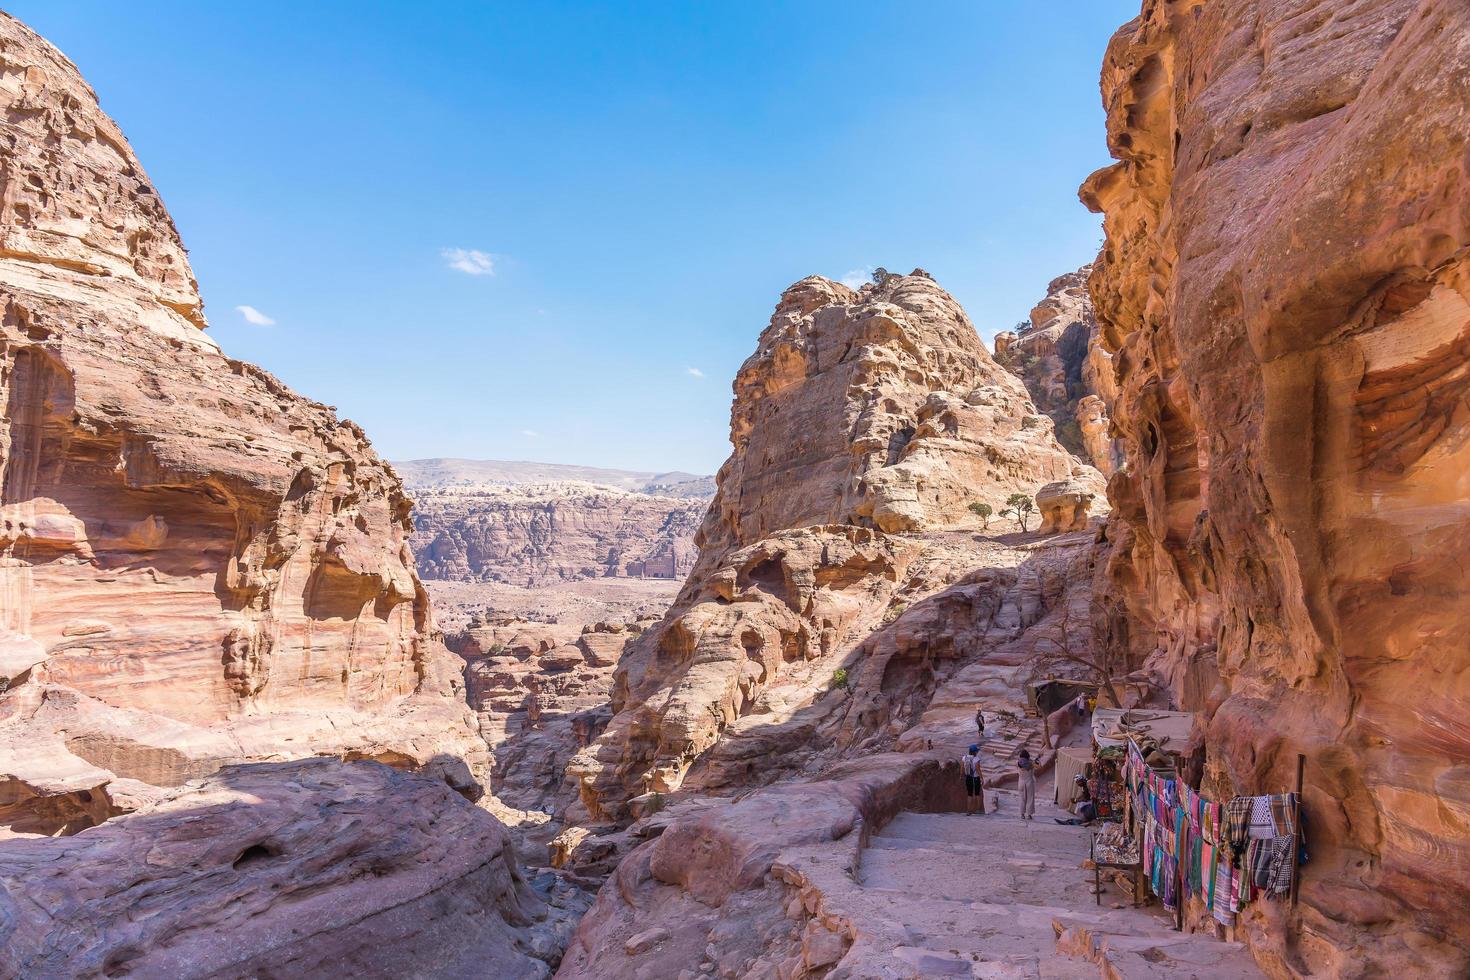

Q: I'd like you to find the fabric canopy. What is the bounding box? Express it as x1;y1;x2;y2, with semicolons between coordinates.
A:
1053;746;1091;806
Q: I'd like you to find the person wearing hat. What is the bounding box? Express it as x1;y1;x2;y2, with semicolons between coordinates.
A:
961;744;983;814
1054;776;1096;825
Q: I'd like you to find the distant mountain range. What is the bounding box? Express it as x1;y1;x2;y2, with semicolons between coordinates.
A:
393;458;716;499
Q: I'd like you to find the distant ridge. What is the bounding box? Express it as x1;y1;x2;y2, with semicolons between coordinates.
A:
393;458;716;499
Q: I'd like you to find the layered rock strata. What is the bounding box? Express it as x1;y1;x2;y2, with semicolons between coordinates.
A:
567;272;1103;822
0;13;484;831
1081;0;1470;973
450;620;638;830
408;481;704;586
994;266;1121;474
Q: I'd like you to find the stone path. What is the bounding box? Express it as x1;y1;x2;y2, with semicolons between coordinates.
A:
778;789;1264;978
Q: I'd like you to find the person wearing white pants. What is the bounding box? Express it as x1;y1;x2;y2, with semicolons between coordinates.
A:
1018;748;1037;820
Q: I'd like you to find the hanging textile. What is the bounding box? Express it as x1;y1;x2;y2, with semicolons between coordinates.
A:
1119;735;1304;916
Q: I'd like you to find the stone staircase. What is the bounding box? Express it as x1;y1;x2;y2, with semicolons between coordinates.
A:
775;789;1263;978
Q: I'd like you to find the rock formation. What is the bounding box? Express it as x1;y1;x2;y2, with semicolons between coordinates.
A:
695;274;1087;549
0;759;578;978
449;619;641;845
0;13;584;975
1080;0;1470;973
408;481;705;586
567;271;1103;824
994;266;1121;474
0;12;483;828
1036;479;1096;535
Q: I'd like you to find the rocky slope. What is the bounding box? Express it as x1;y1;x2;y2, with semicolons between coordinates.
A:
0;13;552;976
446;618;647;867
566;271;1102;824
1080;0;1470;974
408;481;705;586
555;271;1111;977
994;266;1120;474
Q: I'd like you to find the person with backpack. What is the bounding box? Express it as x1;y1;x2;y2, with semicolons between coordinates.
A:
962;744;983;814
1017;748;1037;820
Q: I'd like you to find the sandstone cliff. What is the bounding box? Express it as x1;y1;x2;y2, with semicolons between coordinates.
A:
0;12;573;975
1080;0;1470;973
567;271;1102;822
994;266;1120;474
408;481;704;586
0;13;483;830
449;619;637;839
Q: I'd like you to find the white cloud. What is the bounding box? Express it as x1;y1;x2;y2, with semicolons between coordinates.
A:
840;268;872;290
520;429;541;438
235;305;275;326
441;247;495;276
685;366;705;378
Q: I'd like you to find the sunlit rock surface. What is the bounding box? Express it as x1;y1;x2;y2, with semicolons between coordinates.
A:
1080;0;1470;973
0;11;484;831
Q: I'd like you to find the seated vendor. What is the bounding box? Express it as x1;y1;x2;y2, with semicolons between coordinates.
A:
1055;776;1096;825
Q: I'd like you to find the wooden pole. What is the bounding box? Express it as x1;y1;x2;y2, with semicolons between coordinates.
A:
1092;833;1101;906
1173;760;1184;931
1289;753;1305;907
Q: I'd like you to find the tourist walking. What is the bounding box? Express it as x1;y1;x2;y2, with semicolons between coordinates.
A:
975;707;986;740
1017;748;1037;820
962;744;983;814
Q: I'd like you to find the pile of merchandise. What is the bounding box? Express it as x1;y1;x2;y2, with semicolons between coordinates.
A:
1092;822;1139;865
1125;741;1305;925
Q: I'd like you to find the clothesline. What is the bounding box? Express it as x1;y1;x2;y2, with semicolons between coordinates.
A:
1125;740;1305;926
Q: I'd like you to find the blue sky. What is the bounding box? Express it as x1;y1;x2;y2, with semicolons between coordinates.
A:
12;1;1138;474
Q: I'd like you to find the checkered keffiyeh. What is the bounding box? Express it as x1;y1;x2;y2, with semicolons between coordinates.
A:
1226;796;1253;854
1269;793;1297;836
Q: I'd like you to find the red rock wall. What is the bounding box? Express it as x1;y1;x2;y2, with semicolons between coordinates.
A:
0;12;484;831
1081;1;1470;973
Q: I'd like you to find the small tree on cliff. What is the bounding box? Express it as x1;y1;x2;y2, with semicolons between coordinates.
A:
870;267;894;286
968;501;994;528
1001;492;1035;532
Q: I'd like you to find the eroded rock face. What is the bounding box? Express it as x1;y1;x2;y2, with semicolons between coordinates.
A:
995;266;1121;474
1036;479;1096;535
450;620;635;827
1081;1;1470;973
408;481;706;586
698;273;1083;549
557;753;959;980
0;759;564;978
566;272;1100;822
0;12;484;833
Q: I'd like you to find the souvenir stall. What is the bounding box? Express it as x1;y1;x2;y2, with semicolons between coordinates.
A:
1089;708;1195;823
1122;739;1307;930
